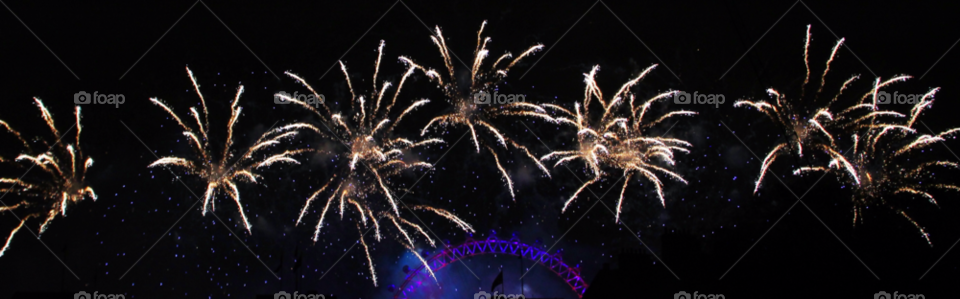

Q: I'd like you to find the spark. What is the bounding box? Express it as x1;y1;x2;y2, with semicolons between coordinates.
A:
149;67;312;233
541;64;694;221
1;100;97;257
285;41;472;285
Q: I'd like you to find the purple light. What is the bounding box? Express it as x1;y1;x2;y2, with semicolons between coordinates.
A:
394;236;589;298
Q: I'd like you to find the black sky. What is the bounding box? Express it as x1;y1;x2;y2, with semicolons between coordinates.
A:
2;1;959;298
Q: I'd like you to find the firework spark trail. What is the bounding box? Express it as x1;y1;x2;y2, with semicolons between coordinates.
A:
284;41;473;285
0;218;28;257
411;205;475;233
803;25;812;91
357;224;378;286
148;67;312;233
739;26;960;245
406;242;437;282
1;99;97;257
406;20;550;201
541;64;694;221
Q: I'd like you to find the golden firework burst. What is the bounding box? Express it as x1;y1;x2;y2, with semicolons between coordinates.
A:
149;67;312;233
1;99;96;257
541;64;695;222
401;21;552;200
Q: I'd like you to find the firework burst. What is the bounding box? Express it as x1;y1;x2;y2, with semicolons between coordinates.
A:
149;67;311;233
403;20;551;200
1;99;96;257
280;40;475;286
739;26;959;245
540;64;695;222
735;25;910;194
794;87;960;245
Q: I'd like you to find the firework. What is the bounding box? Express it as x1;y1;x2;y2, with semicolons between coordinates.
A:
794;87;959;245
739;26;959;245
0;99;96;257
404;20;551;200
540;64;695;222
735;25;910;194
281;41;475;286
149;67;312;233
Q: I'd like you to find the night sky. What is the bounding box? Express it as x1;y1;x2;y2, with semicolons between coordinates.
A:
2;1;960;298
